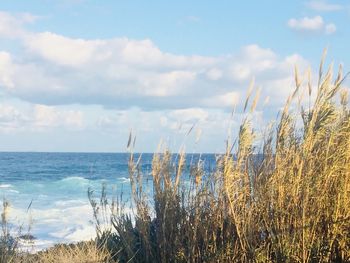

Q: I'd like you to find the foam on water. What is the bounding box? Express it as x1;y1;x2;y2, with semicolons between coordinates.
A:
0;184;12;188
2;195;99;252
0;152;137;251
117;177;131;183
0;152;215;251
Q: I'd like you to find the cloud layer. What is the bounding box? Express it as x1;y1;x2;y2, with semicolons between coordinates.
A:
0;102;83;132
0;12;310;113
0;10;323;152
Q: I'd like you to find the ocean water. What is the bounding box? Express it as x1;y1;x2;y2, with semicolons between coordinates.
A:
0;152;215;251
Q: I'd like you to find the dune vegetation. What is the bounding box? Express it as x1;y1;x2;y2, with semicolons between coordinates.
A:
1;56;349;262
88;56;350;262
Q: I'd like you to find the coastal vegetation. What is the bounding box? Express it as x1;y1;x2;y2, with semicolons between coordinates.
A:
1;56;349;262
92;57;350;262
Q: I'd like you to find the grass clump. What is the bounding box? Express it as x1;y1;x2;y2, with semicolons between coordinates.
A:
91;58;350;262
18;242;113;263
0;200;18;263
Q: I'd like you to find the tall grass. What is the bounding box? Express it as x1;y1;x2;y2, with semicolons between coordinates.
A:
0;200;18;263
91;58;350;262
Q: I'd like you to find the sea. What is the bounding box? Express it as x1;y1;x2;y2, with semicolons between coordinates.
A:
0;152;216;251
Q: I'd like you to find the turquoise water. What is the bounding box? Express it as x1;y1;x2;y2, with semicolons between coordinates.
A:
0;152;215;251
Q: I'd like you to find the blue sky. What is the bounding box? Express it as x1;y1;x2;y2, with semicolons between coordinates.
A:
0;0;349;152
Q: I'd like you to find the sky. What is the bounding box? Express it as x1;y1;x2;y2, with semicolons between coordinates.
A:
0;0;349;153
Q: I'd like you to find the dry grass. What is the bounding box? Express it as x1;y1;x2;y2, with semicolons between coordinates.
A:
16;242;113;263
0;200;18;263
91;58;350;262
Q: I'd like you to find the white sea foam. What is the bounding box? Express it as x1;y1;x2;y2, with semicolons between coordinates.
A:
3;199;98;251
0;175;135;251
0;152;150;252
0;184;12;188
118;177;131;183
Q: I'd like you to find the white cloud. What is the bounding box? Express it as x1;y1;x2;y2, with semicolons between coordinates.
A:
206;68;223;80
34;105;83;129
0;102;84;132
0;11;311;114
169;108;208;123
228;45;276;82
200;91;240;108
140;70;197;97
306;1;343;12
240;45;276;62
0;12;35;39
287;16;336;35
25;32;102;67
0;52;15;89
0;104;27;131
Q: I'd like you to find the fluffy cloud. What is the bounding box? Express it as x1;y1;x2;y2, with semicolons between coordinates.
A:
34;105;83;129
0;11;310;114
288;16;336;35
0;102;84;132
0;104;26;130
25;32;101;67
0;52;15;88
0;12;20;38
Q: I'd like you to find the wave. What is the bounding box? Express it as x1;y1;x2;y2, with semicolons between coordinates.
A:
117;177;130;183
0;184;12;188
9;201;97;251
55;177;92;191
